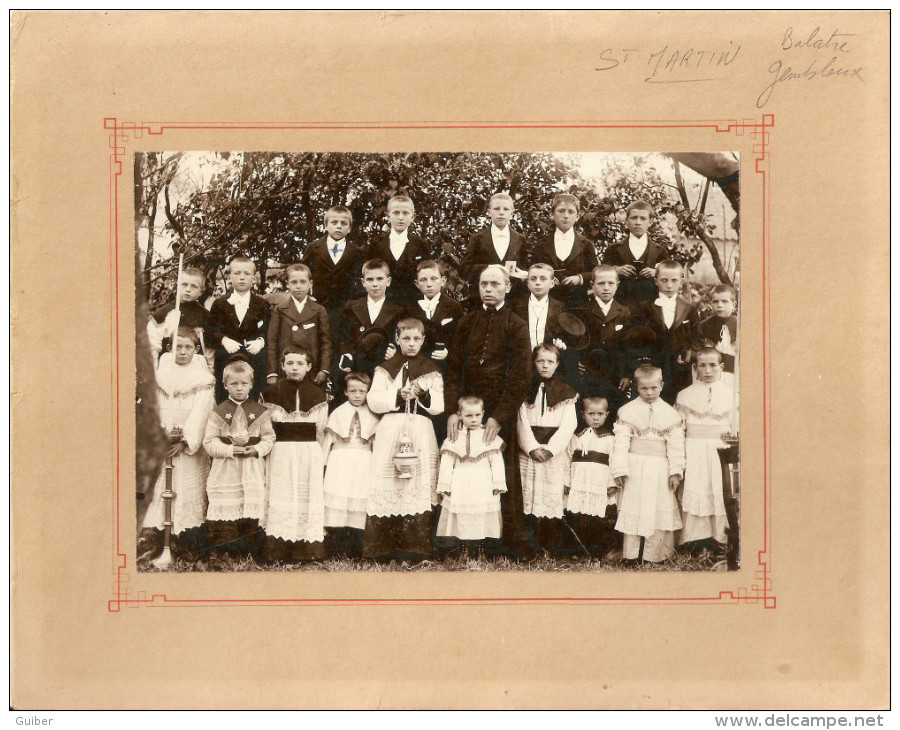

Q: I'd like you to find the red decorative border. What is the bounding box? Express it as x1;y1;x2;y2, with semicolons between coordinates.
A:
106;116;774;611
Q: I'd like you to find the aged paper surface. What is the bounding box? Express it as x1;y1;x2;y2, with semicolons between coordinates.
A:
10;11;889;709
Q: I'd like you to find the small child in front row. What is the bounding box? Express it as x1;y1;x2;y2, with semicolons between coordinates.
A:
203;355;275;555
436;396;507;558
139;327;216;559
322;372;380;559
610;364;685;563
260;346;329;563
563;395;618;558
517;343;578;555
674;347;732;550
364;317;444;562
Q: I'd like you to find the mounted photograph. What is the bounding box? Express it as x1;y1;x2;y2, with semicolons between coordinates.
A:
133;150;741;574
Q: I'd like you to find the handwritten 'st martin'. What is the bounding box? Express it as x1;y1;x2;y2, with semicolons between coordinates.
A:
757;27;863;108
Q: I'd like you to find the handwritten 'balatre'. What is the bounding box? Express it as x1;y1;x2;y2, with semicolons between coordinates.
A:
757;27;863;108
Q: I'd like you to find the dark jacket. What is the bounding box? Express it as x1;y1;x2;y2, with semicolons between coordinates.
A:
299;236;368;311
444;304;532;427
265;296;333;378
368;231;433;307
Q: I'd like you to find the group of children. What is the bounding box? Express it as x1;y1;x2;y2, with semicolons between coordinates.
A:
139;192;739;567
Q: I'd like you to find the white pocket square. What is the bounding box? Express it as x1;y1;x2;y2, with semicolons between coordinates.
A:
615;324;623;331
441;317;454;325
302;322;316;329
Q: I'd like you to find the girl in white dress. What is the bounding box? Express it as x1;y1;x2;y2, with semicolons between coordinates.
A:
610;364;685;563
322;371;380;558
259;346;329;562
140;328;215;557
564;395;618;558
517;343;578;555
436;395;506;555
364;318;444;561
675;347;732;549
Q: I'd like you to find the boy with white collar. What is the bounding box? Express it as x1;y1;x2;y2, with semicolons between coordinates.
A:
634;260;700;404
336;259;403;379
601;199;669;312
368;195;432;307
459;192;528;302
531;193;599;309
510;263;564;353
299;205;368;313
265;263;333;388
576;265;633;391
206;256;271;402
403;259;463;371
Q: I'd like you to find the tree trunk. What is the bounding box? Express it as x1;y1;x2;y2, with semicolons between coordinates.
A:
697;228;734;287
672;162;691;208
134;250;169;528
667;152;740;222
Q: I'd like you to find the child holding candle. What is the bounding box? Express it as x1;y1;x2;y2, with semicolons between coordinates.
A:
139;327;216;559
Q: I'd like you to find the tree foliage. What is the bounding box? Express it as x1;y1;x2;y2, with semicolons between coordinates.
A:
143;151;734;308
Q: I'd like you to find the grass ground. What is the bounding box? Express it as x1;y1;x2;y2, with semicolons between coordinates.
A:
138;543;734;574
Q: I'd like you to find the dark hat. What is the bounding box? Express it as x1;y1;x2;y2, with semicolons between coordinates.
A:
583;346;613;377
622;325;658;353
223;351;252;367
554;312;589;351
355;328;390;361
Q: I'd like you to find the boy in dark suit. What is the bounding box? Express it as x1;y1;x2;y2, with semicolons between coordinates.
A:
633;260;700;404
265;263;333;389
601;199;669;312
403;258;464;454
459;192;528;302
147;266;210;363
368;195;432;308
206;256;271;402
576;264;633;392
693;284;738;376
299;205;368;313
509;263;564;353
402;259;464;371
531;192;599;310
336;259;403;380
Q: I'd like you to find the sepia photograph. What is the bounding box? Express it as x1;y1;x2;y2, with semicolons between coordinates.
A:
134;150;741;574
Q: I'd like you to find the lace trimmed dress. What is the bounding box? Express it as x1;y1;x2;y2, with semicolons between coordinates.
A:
675;380;732;545
610;397;685;562
260;379;329;554
203;396;275;523
363;354;444;558
142;354;215;535
516;377;578;519
563;426;618;556
322;401;380;530
435;427;507;540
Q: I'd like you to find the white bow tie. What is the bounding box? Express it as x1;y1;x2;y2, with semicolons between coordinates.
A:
654;296;677;309
228;292;249;305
